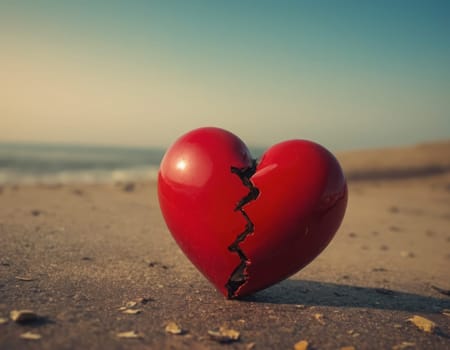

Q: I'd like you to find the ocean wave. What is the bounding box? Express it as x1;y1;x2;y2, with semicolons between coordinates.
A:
0;166;160;185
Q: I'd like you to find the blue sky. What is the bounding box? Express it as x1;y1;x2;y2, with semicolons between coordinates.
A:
1;1;449;150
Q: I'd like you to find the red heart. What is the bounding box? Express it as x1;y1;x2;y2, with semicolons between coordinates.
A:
158;127;347;298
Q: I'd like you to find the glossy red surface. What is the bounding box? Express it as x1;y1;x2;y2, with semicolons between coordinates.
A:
158;127;347;298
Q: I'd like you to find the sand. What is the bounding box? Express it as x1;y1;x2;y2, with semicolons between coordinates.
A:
0;141;449;349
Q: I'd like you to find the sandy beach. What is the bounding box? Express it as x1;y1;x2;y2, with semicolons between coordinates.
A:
0;141;449;349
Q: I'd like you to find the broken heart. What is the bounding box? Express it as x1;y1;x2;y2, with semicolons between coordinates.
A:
158;127;347;298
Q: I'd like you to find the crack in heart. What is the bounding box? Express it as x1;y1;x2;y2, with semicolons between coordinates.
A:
225;159;260;299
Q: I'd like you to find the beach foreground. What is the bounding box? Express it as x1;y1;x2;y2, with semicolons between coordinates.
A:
1;141;449;349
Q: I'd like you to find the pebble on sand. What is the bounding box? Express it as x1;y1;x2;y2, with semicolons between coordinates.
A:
165;321;184;335
10;310;39;323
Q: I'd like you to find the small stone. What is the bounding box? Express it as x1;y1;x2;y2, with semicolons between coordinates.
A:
72;189;84;196
122;309;142;315
389;206;400;213
400;251;415;258
10;310;38;323
165;321;184;335
295;304;306;309
294;340;309;350
0;317;8;325
407;315;436;333
392;341;416;350
208;327;240;343
20;332;41;340
123;182;135;192
31;210;41;216
116;331;143;339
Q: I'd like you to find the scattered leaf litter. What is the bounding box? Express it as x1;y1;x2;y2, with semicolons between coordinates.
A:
10;310;38;323
392;341;416;350
340;347;356;350
246;342;256;349
116;331;143;339
407;315;436;333
208;327;240;343
165;321;184;335
294;340;309;350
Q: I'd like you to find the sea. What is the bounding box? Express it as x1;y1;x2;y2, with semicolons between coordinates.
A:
0;143;164;185
0;142;265;185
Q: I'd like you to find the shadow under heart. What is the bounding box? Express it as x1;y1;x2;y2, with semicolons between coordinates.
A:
242;279;450;313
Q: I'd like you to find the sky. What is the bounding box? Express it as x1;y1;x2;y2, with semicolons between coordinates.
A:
1;1;449;150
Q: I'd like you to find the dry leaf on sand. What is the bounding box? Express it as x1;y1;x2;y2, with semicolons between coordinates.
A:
165;321;184;335
122;309;142;315
407;315;436;333
20;332;41;340
294;339;309;350
116;331;143;339
208;327;240;343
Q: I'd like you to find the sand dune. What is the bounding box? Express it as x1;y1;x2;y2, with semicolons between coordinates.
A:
337;140;450;181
